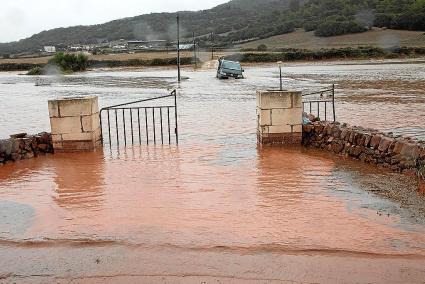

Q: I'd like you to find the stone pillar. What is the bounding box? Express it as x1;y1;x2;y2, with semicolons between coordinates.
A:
257;90;302;145
48;96;101;152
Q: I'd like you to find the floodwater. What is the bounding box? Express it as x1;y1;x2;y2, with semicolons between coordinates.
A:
0;60;425;283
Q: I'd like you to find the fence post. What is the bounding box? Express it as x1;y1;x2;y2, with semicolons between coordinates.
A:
100;111;103;145
332;84;336;122
174;90;179;145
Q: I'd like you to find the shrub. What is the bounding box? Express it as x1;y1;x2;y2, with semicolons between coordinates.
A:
27;66;43;75
275;21;296;35
304;21;319;32
257;44;268;51
48;52;88;72
315;20;367;37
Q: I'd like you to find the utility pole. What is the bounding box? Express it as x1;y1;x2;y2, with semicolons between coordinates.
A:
177;13;181;82
193;32;197;68
278;61;283;91
210;32;214;60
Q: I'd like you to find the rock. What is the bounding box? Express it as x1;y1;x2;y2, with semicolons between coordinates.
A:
0;139;13;155
353;146;365;158
370;135;382;149
391;155;402;165
393;141;406;155
400;143;420;160
38;144;49;151
378;137;393;152
357;134;366;147
400;160;416;169
314;123;324;133
324;124;332;135
344;142;351;153
331;141;344;153
331;126;341;138
11;153;21;161
353;133;362;145
388;140;397;154
23;152;34;159
391;165;400;171
363;134;372;147
341;129;349;140
349;131;355;143
10;133;27;139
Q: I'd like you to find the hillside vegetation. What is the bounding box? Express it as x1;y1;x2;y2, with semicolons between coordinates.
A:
0;0;424;54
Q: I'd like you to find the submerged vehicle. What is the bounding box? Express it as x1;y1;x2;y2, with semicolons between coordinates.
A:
216;59;244;79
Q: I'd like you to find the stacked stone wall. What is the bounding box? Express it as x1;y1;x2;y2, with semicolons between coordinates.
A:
302;121;425;183
0;133;53;165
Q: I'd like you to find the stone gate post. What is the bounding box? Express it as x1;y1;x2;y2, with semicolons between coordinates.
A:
48;96;101;152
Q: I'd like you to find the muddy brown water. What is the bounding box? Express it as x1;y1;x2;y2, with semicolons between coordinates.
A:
0;60;425;283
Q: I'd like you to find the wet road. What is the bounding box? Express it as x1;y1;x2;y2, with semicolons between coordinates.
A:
0;60;425;283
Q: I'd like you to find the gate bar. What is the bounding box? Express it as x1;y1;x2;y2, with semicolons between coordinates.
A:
99;90;178;146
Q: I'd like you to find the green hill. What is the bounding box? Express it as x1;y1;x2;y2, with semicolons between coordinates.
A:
0;0;424;55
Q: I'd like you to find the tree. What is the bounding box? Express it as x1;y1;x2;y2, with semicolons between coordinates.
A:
289;0;301;12
257;44;268;51
48;52;89;72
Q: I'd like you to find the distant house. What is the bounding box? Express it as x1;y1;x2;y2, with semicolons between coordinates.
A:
127;40;167;50
43;46;56;53
178;44;194;50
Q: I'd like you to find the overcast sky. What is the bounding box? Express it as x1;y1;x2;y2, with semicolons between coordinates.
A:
0;0;228;43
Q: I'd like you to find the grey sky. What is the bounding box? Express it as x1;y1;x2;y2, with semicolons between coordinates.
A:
0;0;228;43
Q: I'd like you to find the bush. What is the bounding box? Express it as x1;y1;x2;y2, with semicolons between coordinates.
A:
304;21;319;32
48;52;88;72
257;44;268;51
315;20;367;37
27;66;43;75
275;21;296;34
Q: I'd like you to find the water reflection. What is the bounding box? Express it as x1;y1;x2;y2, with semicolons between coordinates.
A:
256;146;334;207
51;152;106;210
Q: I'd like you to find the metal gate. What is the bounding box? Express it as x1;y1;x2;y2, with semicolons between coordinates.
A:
302;84;336;122
99;90;178;147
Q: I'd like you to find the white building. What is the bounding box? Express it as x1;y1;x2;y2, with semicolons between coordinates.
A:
43;46;56;53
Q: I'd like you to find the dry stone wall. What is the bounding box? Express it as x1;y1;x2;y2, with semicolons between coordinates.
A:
0;132;53;165
302;121;425;182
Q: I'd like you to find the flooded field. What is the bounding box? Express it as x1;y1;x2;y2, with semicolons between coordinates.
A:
1;60;425;283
